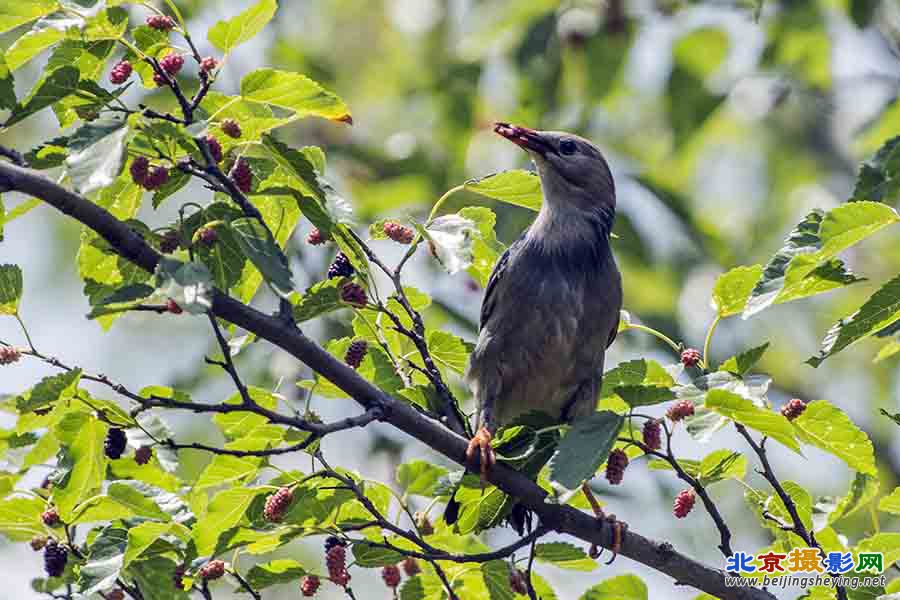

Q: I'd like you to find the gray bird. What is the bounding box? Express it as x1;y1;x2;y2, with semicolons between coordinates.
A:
465;123;623;479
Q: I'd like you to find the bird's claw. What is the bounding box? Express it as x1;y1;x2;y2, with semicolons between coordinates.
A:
465;426;496;482
581;482;627;563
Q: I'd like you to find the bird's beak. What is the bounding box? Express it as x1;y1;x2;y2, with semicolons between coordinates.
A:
494;122;552;156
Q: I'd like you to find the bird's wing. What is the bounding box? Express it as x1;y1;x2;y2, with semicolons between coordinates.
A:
479;240;519;329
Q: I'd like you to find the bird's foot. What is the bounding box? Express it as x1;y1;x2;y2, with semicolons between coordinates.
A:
581;483;628;563
465;426;496;483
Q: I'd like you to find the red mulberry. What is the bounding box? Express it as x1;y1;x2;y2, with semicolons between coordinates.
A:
673;489;696;518
263;487;293;522
680;348;701;367
166;299;183;314
509;569;528;595
198;226;218;246
340;282;367;307
199;560;226;580
200;56;218;73
104;428;127;459
383;221;415;244
781;399;806;421
143;166;170;190
307;228;325;245
107;590;125;600
381;564;401;588
41;508;61;527
109;60;132;84
666;400;695;422
605;448;628;485
344;340;368;368
402;557;420;576
642;419;662;451
160;53;184;75
326;544;350;586
221;119;242;139
301;575;320;596
146;14;175;30
0;346;21;365
230;158;252;193
206;135;223;163
44;541;68;577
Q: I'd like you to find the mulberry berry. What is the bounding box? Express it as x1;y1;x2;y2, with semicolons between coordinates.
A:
198;226;218;246
605;448;628;485
781;398;806;421
326;544;350;586
301;575;320;596
199;560;226;580
381;564;401;588
206;135;223;163
44;541;68;577
134;446;153;466
263;487;293;522
107;590;125;600
153;71;168;87
340;283;367;307
383;221;415;245
200;56;218;73
344;340;368;368
0;346;21;365
104;428;127;459
160;53;184;75
146;14;175;30
642;419;662;451
166;299;183;314
324;536;344;551
130;156;150;185
327;253;354;279
673;489;696;518
109;60;132;85
41;509;61;527
159;229;181;254
509;569;528;595
307;228;325;245
402;557;420;576
230;158;252;193
221;119;242;139
144;166;170;191
173;565;186;589
666;400;695;422
680;348;701;368
30;536;48;551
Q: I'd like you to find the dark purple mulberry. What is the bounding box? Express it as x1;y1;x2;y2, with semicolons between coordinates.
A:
44;541;68;577
221;119;242;139
344;340;368;368
642;419;662;451
104;428;127;459
134;446;153;465
605;448;628;485
340;282;367;307
230;158;252;193
206;135;223;163
327;253;354;279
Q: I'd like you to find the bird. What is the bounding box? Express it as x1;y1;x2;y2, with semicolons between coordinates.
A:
465;123;623;481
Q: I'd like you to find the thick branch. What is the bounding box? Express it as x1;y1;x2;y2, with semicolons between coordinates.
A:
0;159;775;600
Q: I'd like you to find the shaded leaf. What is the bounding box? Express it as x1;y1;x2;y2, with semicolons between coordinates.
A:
534;542;597;571
5;65;79;128
548;411;625;490
397;460;449;497
231;217;294;297
65;119;129;194
0;264;23;315
292;278;342;323
246;559;307;589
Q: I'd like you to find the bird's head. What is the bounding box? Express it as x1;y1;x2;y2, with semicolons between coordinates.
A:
494;122;615;216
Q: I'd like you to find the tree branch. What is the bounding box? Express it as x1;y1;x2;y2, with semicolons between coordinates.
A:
0;158;776;600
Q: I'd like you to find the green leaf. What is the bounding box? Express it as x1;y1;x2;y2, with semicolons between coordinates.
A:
712;264;763;317
16;368;81;413
352;541;405;567
809;273;900;366
259;134;326;202
534;542;597;571
154;258;214;314
453;478;511;534
397;460;449;497
705;389;800;453
292;278;343;323
0;264;23;315
0;0;59;35
5;24;65;71
246;559;307;589
213;387;278;440
855;533;900;567
874;339;900;363
745;203;898;318
0;496;46;541
208;0;277;54
195;455;261;490
719;342;769;375
184;203;245;292
879;488;900;515
53;417;108;520
791;400;876;475
192;487;264;556
107;482;177;522
481;560;516;600
5;65;79;128
464;170;542;211
548;411;625;490
128;411;179;473
613;385;674;408
124;521;189;568
400;571;447;600
426;330;473;375
882;408;900;427
697;449;747;485
581;574;648;600
241;68;351;122
230;217;294;297
128;556;190;600
458;206;505;287
79;527;127;595
0;51;13;111
65;119;130;194
815;472;879;528
853;135;900;203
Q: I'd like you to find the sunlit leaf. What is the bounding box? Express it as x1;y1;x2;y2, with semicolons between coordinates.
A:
241;68;351;122
791;400;876;475
548;411;625;490
4;65;78;128
208;0;277;54
464;170;542;211
705;389;800;453
581;574;648;600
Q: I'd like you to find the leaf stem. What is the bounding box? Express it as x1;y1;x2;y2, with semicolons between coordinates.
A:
14;313;35;353
624;323;681;354
702;315;721;370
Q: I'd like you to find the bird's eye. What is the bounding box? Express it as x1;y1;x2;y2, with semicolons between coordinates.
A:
559;139;577;155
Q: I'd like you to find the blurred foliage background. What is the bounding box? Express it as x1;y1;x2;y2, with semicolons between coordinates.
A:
2;0;899;597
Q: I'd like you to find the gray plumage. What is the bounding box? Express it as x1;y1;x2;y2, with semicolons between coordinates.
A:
467;125;622;437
